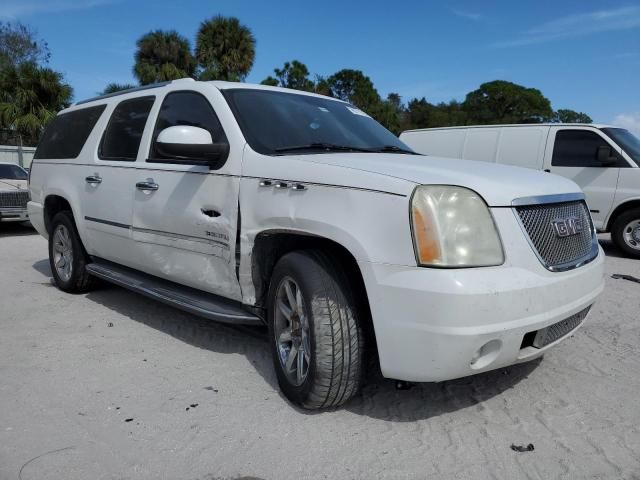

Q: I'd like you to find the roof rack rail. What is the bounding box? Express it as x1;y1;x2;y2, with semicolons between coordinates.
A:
74;78;194;106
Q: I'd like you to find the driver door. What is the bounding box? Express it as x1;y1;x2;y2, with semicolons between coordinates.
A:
130;88;242;301
545;127;623;230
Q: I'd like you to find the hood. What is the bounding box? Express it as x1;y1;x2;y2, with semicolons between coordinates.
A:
0;179;28;191
302;153;582;206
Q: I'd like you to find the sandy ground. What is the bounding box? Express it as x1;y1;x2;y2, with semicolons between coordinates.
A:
0;223;639;480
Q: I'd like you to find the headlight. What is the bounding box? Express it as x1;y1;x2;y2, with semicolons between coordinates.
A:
410;185;504;267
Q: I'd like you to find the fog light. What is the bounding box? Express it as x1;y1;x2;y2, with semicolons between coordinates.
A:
470;339;502;370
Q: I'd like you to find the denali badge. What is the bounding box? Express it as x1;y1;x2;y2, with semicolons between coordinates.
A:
551;216;583;238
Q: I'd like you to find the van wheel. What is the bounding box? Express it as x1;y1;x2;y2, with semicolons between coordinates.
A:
612;208;640;259
48;211;95;292
267;250;364;409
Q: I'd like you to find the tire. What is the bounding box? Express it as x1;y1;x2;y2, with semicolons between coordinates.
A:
48;211;96;292
267;250;364;409
611;208;640;259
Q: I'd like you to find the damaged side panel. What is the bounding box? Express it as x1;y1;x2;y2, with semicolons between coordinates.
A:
237;148;415;306
131;167;243;301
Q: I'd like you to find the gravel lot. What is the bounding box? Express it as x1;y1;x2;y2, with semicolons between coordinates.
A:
1;223;639;480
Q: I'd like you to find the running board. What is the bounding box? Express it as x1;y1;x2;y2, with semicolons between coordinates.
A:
86;260;261;325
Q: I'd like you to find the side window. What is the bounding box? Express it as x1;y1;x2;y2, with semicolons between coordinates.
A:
552;130;620;167
34;105;106;159
99;96;155;161
149;91;227;161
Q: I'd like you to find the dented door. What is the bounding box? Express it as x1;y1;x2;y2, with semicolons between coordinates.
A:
131;167;241;300
130;88;242;301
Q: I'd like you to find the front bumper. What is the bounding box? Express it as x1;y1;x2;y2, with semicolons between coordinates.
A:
0;207;29;222
360;244;605;383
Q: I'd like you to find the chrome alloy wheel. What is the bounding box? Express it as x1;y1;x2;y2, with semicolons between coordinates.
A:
274;276;310;386
623;219;640;250
52;224;73;282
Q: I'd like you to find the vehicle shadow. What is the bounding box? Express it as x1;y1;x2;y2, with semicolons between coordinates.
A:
598;235;625;259
345;358;541;422
32;258;543;420
0;222;36;237
32;258;52;277
84;284;278;387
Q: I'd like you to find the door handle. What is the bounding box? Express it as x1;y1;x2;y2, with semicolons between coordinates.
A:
85;175;102;184
544;169;551;173
201;208;221;218
136;181;159;191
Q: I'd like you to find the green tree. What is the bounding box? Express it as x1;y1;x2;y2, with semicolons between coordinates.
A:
313;76;332;96
133;30;196;85
100;83;136;95
430;100;467;127
260;76;279;87
402;97;469;131
196;16;255;81
463;80;553;124
0;21;50;69
552;109;592;123
405;97;432;129
373;93;405;134
261;60;315;91
0;62;72;145
326;69;381;114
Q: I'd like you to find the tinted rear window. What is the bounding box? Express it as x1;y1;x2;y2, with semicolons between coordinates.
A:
34;105;106;159
99;96;155;161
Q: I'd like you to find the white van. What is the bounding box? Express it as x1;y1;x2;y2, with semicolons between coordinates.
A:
400;124;640;258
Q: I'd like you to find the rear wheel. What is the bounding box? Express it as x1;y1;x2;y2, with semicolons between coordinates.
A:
611;208;640;259
48;211;95;292
267;250;364;409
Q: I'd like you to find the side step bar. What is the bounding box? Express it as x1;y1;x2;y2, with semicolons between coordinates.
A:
86;259;262;325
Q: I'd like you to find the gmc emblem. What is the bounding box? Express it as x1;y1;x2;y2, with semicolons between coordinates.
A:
551;216;583;238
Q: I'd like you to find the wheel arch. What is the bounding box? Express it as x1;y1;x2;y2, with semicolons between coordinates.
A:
43;194;78;234
250;229;377;357
605;198;640;232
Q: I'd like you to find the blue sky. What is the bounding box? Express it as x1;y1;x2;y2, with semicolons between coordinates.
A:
2;0;639;132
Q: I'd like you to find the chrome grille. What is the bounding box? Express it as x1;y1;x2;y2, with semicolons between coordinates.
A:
515;200;597;271
0;191;29;208
533;306;591;348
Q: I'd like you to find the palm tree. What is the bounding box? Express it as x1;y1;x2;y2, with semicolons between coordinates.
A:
196;16;255;81
133;30;196;85
100;83;137;95
0;62;72;146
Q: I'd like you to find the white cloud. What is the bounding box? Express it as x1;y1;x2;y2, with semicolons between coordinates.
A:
451;9;483;22
612;52;639;59
494;6;640;47
612;113;640;136
0;0;118;19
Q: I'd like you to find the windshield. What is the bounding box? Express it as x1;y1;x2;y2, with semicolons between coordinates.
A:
0;164;28;180
222;88;413;155
602;128;640;166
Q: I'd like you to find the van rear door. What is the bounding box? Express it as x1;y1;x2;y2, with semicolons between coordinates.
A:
544;127;624;230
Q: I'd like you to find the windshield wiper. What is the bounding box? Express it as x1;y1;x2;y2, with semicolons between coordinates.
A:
371;145;420;155
274;143;374;154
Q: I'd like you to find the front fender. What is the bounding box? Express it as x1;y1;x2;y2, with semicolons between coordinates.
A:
237;177;416;304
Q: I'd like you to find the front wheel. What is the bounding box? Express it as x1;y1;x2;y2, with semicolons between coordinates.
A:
611;208;640;259
267;250;364;409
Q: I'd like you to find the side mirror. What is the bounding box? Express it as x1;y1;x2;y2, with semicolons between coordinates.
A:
155;126;229;167
595;145;618;167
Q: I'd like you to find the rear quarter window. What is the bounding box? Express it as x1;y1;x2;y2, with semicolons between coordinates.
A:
34;105;106;159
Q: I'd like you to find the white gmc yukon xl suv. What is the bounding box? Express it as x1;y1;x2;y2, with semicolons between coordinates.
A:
28;79;605;409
